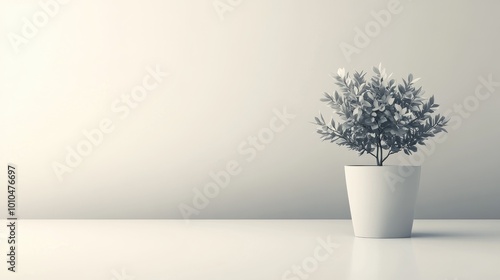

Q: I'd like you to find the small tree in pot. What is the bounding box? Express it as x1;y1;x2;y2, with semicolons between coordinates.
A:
314;64;448;238
314;64;448;166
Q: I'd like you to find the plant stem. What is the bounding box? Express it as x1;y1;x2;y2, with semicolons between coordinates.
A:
377;136;383;166
380;144;384;166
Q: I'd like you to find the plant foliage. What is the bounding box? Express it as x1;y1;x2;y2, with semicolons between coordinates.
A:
315;64;448;166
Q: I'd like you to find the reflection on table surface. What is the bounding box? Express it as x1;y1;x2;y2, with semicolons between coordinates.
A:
0;220;498;280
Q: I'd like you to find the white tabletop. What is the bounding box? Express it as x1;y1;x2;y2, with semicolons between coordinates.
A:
0;220;498;280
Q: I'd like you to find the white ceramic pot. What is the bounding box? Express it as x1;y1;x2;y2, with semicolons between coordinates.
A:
345;165;421;238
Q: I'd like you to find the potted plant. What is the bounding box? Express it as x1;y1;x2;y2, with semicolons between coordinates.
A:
314;64;448;238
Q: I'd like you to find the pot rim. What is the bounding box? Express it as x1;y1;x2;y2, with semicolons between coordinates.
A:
345;165;421;167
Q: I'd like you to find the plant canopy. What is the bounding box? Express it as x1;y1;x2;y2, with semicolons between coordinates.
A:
315;64;448;166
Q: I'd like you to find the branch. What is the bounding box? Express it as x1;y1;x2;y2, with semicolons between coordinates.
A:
366;150;377;159
381;150;394;163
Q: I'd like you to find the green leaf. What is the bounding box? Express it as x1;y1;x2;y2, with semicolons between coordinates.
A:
398;84;405;93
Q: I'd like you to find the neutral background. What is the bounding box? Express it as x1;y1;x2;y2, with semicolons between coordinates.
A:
0;0;499;219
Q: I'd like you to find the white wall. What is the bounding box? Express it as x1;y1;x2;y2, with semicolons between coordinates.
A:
0;0;499;219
